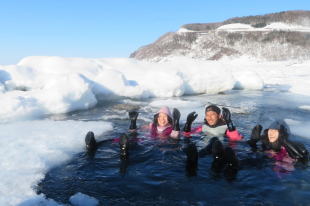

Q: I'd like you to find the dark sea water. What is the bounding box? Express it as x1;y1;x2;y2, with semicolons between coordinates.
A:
36;89;310;206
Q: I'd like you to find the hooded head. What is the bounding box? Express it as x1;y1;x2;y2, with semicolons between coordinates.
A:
268;120;290;140
204;104;222;126
157;106;172;118
265;120;291;151
153;106;173;127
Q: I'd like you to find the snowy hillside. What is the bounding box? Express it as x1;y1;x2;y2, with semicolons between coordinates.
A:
130;10;310;61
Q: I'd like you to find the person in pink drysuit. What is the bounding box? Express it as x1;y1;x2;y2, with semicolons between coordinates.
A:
129;106;180;139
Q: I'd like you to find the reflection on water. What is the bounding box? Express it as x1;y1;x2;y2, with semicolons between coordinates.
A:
37;90;310;205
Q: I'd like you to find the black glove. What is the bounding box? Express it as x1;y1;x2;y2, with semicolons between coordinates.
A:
247;124;262;148
172;108;181;131
85;131;97;151
222;107;235;131
183;112;198;132
283;139;309;163
129;111;139;130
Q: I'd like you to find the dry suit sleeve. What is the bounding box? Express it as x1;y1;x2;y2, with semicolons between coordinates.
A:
226;129;243;141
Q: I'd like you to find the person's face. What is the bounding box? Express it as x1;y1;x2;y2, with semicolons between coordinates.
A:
268;129;279;142
157;113;169;127
205;111;219;126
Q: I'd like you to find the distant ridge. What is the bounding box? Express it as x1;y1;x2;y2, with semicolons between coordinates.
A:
130;10;310;61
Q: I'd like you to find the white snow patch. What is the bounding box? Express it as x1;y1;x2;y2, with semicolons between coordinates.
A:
216;22;310;32
0;56;310;122
217;23;253;31
264;22;310;32
286;119;310;139
0;120;112;206
232;69;264;90
299;105;310;111
177;27;195;33
69;192;99;206
17;194;62;206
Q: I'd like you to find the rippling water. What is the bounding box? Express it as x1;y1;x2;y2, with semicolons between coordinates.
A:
36;89;310;206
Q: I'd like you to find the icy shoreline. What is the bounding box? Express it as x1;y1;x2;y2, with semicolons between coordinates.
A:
0;120;112;206
0;56;309;123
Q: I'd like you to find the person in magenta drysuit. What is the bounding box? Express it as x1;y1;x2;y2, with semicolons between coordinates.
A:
128;106;180;139
85;106;181;157
247;120;309;172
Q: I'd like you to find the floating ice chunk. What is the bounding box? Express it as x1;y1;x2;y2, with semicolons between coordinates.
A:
299;105;310;111
69;192;99;206
233;70;264;90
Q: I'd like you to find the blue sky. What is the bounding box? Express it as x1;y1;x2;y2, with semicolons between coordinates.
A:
0;0;309;65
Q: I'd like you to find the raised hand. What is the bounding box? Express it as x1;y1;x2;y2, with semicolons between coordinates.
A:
222;107;231;122
247;124;262;148
251;124;262;141
222;107;235;131
183;111;198;132
129;111;139;130
172;108;181;131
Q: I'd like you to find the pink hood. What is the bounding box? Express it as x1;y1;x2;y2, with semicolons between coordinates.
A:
157;106;172;118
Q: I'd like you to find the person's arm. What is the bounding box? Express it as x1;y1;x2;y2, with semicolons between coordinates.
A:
128;111;139;133
283;139;309;163
170;108;181;139
222;107;243;141
226;129;243;141
246;125;263;149
183;125;202;136
182;112;198;137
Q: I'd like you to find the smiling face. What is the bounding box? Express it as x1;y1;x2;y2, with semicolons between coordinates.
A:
205;111;220;126
268;129;279;143
157;112;169;127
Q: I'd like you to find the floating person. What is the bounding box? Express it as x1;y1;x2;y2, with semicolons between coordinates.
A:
149;106;180;139
84;113;139;175
129;107;200;177
247;120;309;172
84;106;183;176
84;115;137;158
182;104;241;179
85;106;181;155
129;106;181;139
183;104;243;142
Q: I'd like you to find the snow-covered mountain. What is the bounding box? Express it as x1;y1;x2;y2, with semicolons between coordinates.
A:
130;10;310;61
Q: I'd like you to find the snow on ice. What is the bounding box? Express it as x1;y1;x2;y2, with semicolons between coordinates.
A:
0;120;112;206
0;56;309;122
